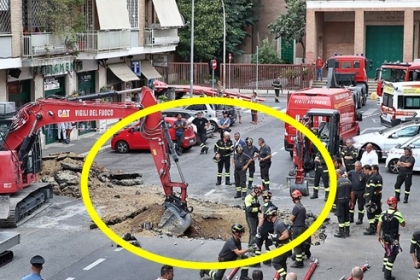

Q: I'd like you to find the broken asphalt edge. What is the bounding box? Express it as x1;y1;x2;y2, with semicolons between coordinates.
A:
80;145;112;158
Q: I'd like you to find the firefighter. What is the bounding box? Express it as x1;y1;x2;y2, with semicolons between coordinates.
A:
255;191;275;266
290;190;311;268
377;196;405;280
272;76;282;103
200;224;256;280
191;111;210;154
258;138;272;190
364;164;383;236
234;145;253;199
214;131;234;186
244;185;264;246
310;145;329;200
341;139;358;171
243;137;259;189
265;206;292;280
346;161;366;224
410;230;420;279
334;169;354;238
394;147;415;203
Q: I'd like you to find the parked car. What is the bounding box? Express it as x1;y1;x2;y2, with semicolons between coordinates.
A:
385;134;420;173
111;117;196;153
184;103;237;132
352;120;420;159
162;108;213;139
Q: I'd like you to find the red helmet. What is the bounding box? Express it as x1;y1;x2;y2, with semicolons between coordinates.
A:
253;185;264;194
387;196;398;206
291;190;302;199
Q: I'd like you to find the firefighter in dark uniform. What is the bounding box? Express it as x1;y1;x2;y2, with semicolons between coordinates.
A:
200;224;255;280
244;185;264;246
334;169;354;238
410;230;420;279
377;196;405;280
272;76;282;103
265;206;292;279
214;131;234;186
234;145;253;199
310;145;330;201
290;190;311;268
191;111;210;154
394;146;415;203
346;161;366;224
243;137;259;189
341;139;358;171
255;191;275;266
258;138;272;190
364;164;383;236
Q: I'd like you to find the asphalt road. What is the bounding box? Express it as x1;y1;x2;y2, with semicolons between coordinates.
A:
2;98;420;280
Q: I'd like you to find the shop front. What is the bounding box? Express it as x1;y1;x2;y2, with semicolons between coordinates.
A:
77;71;97;135
7;67;33;107
43;76;66;145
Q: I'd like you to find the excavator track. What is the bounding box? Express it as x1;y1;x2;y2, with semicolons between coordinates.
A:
0;183;53;228
0;250;14;268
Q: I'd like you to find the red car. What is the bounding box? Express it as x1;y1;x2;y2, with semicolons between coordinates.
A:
111;117;196;153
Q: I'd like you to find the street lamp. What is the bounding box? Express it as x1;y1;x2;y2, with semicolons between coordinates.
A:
189;0;195;97
221;0;226;90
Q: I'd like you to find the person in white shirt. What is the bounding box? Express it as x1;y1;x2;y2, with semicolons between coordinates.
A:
156;265;174;280
360;144;379;166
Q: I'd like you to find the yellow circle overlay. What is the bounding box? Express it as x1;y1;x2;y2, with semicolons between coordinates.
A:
81;96;336;270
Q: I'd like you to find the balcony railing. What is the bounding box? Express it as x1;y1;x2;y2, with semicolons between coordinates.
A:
22;33;68;57
76;30;131;53
145;28;179;47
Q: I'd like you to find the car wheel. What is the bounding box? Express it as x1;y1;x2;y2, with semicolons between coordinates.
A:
387;159;399;174
210;121;218;133
116;140;129;153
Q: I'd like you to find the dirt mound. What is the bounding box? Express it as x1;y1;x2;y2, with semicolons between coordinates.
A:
37;152;328;245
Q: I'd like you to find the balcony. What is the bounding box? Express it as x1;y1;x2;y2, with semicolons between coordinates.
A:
22;33;68;58
76;30;131;53
145;28;179;47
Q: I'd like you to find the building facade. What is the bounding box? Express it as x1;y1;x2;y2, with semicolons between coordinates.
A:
306;0;420;77
0;0;183;147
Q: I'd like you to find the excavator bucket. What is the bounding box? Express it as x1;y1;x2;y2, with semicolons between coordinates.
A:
290;180;309;197
158;205;192;235
0;196;10;220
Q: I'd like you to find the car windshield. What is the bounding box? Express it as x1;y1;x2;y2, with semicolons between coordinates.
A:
381;68;406;82
399;136;420;147
378;122;411;135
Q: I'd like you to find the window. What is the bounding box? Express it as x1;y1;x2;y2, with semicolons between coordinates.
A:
127;0;139;28
397;96;420;110
410;138;420;147
382;93;394;107
353;61;360;69
0;0;11;34
340;62;352;69
395;126;419;137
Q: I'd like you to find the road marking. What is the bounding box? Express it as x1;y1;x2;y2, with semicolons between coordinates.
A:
360;127;381;134
65;278;75;280
362;108;377;117
83;258;106;271
272;152;278;156
280;147;285;150
114;247;124;252
281;108;286;113
205;189;216;196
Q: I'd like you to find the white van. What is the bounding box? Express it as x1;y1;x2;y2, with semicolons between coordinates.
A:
380;81;420;127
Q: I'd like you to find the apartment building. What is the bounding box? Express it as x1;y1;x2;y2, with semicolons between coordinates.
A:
0;0;183;146
305;0;420;78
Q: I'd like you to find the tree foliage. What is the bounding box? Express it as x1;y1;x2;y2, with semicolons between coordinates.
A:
268;0;306;55
251;38;283;64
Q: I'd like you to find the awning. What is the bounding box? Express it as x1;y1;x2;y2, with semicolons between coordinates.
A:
95;0;130;30
141;61;162;80
108;63;139;82
152;0;184;27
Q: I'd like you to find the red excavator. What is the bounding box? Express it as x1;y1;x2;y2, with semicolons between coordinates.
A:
0;87;192;261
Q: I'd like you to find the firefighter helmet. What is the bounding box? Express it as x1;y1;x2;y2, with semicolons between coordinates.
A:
231;223;246;234
253;185;264;194
262;191;272;199
387;196;398;206
365;201;378;213
245;137;253;145
264;206;278;218
213;153;221;163
291;190;302;199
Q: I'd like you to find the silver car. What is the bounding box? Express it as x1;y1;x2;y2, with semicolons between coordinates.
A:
352;121;420;159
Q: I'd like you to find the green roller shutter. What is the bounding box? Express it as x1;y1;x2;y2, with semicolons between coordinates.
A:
281;38;294;64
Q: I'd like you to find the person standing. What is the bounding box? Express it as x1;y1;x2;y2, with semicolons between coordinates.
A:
217;80;225;97
272;76;282;103
394;147;415;203
244;185;263;245
347;161;366;224
377;196;405;280
234;145;253;199
191;111;210;154
214;131;234;185
251;91;258;124
310;150;329;201
341;139;358;171
156;265;174;280
21;255;45;280
258;138;272;190
200;224;254;280
360;144;379;167
364;165;383;236
243;137;259;189
233;132;246;152
218;111;231;139
255;191;275;266
173;114;188;156
235;95;243;124
290;190;310;269
57;122;67;144
315;56;324;81
410;230;420;279
334;169;354;238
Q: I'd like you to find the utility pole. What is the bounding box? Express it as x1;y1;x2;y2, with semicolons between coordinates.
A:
189;0;195;97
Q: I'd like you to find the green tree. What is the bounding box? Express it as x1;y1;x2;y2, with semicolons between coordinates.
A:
251;37;283;64
268;0;306;59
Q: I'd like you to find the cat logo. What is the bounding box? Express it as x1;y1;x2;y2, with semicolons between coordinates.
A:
58;109;70;118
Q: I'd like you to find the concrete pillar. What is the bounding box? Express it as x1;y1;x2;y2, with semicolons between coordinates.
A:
96;65;107;91
404;9;414;62
0;70;7;102
305;9;317;64
139;0;145;47
33;75;44;100
10;0;22;58
65;72;77;96
354;10;365;55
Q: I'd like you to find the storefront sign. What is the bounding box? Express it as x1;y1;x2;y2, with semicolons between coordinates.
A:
365;11;404;21
153;55;168;67
43;62;74;77
44;78;60;91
